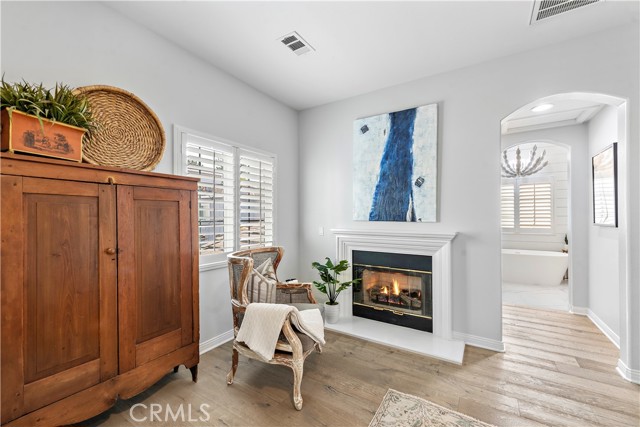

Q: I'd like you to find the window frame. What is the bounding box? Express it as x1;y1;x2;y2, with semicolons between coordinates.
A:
501;176;554;235
174;125;277;271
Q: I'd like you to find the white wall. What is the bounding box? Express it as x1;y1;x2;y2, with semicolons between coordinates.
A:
1;1;300;348
500;141;570;252
588;106;620;338
298;23;639;371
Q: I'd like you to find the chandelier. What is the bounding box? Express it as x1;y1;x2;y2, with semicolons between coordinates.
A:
501;145;548;178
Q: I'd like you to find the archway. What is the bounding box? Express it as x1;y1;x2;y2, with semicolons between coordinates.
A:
500;92;631;381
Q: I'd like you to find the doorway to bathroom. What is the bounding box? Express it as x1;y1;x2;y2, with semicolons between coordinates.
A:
500;93;627;319
500;140;570;311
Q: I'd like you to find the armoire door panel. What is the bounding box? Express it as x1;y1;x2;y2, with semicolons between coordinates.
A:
0;177;118;422
117;186;194;372
135;199;181;343
24;193;101;382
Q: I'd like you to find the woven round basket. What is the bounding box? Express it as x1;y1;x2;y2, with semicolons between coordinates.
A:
74;85;165;171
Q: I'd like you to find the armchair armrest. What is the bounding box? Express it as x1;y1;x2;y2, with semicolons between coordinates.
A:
276;282;318;304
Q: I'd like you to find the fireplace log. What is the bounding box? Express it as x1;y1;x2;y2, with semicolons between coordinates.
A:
399;294;412;306
365;281;424;311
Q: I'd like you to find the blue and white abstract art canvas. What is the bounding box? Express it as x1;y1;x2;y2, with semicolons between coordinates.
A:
353;104;438;222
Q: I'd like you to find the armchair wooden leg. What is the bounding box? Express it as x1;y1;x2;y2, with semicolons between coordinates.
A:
189;365;198;383
291;359;304;410
314;342;323;354
227;348;239;385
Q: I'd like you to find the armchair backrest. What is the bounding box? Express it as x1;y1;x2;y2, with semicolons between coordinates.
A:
227;246;284;306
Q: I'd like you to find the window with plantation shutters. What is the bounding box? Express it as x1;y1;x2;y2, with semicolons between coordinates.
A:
175;127;277;268
501;179;553;232
185;138;235;256
519;182;552;229
238;151;274;250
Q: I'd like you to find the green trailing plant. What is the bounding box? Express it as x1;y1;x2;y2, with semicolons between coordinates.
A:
311;258;360;305
1;78;95;131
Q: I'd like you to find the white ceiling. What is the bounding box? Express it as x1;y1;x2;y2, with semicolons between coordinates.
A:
106;1;638;111
502;99;605;134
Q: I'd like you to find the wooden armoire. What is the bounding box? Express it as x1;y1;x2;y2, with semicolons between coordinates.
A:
0;153;200;426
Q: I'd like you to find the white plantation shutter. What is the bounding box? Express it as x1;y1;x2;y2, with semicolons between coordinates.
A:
238;150;274;250
519;182;552;229
501;179;553;232
185;139;235;255
177;128;277;264
501;184;515;229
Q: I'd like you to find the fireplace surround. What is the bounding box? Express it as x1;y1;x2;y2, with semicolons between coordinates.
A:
326;229;465;364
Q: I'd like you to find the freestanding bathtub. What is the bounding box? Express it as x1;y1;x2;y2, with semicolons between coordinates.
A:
502;249;568;286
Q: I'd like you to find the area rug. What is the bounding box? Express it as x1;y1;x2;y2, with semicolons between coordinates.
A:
369;389;496;427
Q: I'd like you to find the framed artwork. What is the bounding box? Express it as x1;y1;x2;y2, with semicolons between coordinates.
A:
592;142;618;227
353;104;438;222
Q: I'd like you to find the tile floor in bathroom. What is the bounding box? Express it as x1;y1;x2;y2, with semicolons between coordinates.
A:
502;280;569;311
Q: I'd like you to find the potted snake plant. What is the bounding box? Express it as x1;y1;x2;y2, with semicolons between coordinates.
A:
1;79;95;162
312;257;360;324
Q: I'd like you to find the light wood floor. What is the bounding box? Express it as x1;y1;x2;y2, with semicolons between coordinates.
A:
83;305;639;426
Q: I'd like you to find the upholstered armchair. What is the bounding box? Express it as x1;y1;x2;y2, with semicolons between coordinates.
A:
226;246;323;410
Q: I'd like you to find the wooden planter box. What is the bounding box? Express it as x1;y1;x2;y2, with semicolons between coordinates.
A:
1;109;85;162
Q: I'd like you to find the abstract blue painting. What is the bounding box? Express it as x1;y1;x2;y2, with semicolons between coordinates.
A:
353;104;438;222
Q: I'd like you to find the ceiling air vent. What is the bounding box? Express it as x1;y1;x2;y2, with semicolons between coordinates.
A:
530;0;601;24
278;31;315;56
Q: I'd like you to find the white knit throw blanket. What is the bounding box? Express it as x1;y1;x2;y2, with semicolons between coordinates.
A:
236;303;325;361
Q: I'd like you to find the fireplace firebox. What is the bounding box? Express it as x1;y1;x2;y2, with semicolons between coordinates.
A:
352;250;432;332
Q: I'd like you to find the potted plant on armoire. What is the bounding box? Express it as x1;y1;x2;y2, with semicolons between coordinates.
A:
1;79;95;162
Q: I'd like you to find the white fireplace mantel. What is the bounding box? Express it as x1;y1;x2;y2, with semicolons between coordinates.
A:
327;229;465;364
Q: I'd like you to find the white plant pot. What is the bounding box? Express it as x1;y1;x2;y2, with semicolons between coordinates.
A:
325;303;340;324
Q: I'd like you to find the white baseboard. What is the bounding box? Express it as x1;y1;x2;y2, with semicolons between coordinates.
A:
575;309;636;384
573;306;621;351
453;332;505;353
569;305;588;315
200;330;234;355
617;359;640;384
586;309;620;348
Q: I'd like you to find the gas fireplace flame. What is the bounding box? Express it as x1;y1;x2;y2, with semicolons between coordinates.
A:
392;279;400;296
379;280;400;296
